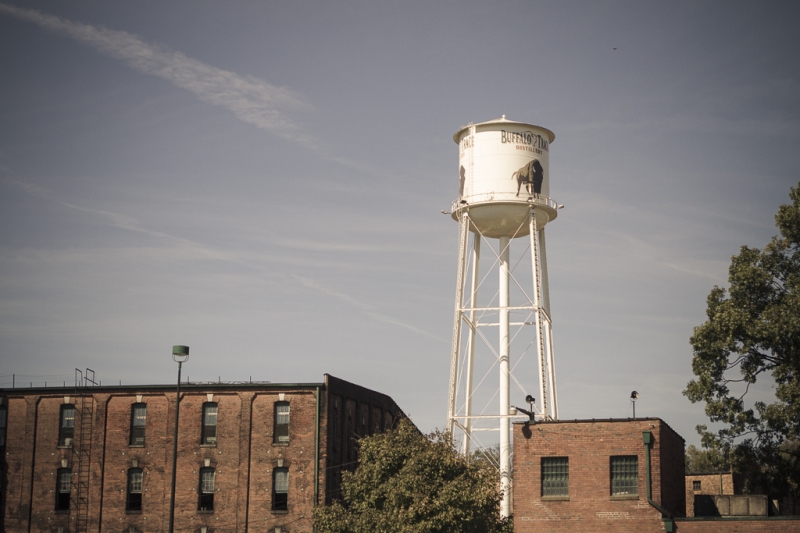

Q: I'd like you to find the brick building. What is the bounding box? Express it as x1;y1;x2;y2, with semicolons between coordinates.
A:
513;418;685;533
512;418;800;533
0;374;404;533
685;472;740;516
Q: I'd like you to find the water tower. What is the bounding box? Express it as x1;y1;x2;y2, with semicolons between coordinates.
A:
446;116;559;517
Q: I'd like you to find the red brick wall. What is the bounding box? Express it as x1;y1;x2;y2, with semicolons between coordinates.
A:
248;390;318;532
685;473;734;516
513;418;683;533
674;518;800;531
658;420;687;516
2;396;39;532
2;378;403;533
1;387;322;533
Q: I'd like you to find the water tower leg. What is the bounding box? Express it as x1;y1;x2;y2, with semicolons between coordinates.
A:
547;323;559;419
539;229;551;314
539;228;558;419
462;235;481;456
529;209;549;418
499;235;511;518
447;212;470;436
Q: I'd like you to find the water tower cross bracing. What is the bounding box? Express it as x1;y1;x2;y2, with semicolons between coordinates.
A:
447;116;559;517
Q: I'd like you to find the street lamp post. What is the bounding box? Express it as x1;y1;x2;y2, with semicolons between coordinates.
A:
169;345;189;533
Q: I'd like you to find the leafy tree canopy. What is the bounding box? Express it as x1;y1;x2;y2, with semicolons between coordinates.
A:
685;444;727;474
314;419;512;533
684;181;800;497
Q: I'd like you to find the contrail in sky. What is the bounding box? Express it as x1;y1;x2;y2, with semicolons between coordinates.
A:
0;3;315;145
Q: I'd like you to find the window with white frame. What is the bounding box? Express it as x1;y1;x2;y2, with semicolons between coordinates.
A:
202;402;218;445
274;402;290;444
130;403;146;446
198;467;215;511
126;468;143;511
55;469;71;511
59;405;75;447
272;467;289;511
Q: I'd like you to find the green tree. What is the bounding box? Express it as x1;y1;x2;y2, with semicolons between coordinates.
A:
314;419;512;533
684;181;800;498
684;444;727;474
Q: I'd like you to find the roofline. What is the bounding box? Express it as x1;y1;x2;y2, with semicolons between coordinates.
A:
513;416;684;441
513;417;664;425
0;381;326;395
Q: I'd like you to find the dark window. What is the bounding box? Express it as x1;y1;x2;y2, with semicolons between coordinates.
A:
55;469;71;511
542;457;569;497
274;402;290;443
126;468;143;511
693;480;701;491
130;403;146;446
331;406;339;452
345;414;353;461
202;403;218;445
610;456;638;496
198;467;215;511
272;467;289;510
0;405;7;447
59;405;75;447
372;409;381;434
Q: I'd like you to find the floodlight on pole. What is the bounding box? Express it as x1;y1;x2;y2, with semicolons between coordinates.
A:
168;345;189;533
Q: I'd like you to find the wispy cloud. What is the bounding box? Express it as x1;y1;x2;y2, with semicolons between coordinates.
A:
292;274;446;341
0;3;315;145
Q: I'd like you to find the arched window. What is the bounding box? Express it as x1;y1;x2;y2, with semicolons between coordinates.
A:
126;468;143;511
202;402;218;445
274;402;290;444
198;467;215;511
58;405;75;447
272;467;289;511
55;468;71;511
129;403;146;446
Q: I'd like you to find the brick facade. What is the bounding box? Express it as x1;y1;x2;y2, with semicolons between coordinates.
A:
0;374;404;533
512;418;800;533
685;473;737;516
512;418;684;533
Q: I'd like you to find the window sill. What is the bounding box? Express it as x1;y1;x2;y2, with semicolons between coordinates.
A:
200;444;217;448
197;509;215;514
610;494;639;500
271;509;289;514
128;444;145;448
125;510;142;514
541;496;569;501
54;510;70;514
272;442;290;447
57;445;73;450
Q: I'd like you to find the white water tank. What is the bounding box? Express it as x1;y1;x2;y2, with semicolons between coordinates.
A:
452;116;557;238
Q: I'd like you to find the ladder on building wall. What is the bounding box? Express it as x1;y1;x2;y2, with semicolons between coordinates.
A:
73;368;97;533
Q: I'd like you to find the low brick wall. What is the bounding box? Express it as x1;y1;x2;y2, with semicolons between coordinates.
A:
674;517;800;532
695;494;768;517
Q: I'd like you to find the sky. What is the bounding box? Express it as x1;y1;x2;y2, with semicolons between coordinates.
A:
1;1;798;448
